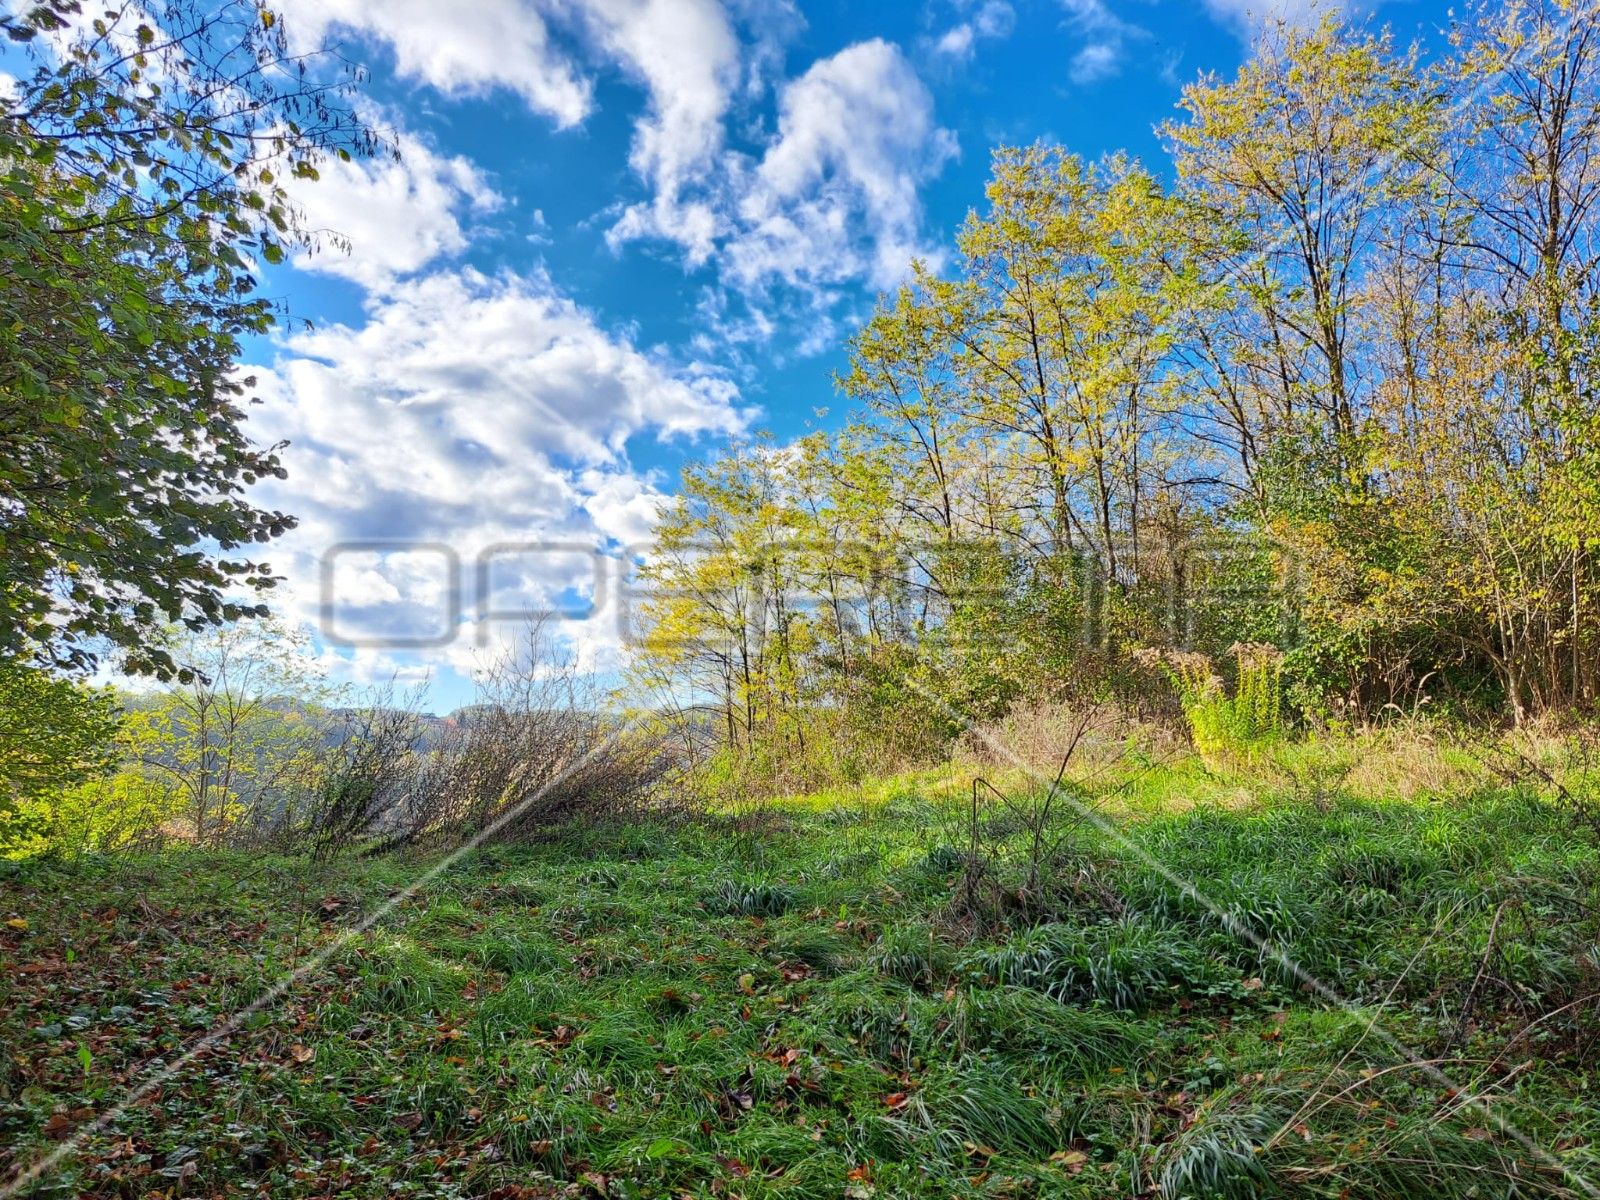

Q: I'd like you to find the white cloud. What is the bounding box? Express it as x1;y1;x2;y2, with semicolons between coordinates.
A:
247;267;749;660
724;39;958;293
1070;41;1122;84
289;129;503;288
267;267;746;480
275;0;772;267
934;24;976;59
275;0;950;331
276;0;592;126
1058;0;1148;85
602;27;956;304
930;0;1015;62
578;469;672;547
588;0;745;264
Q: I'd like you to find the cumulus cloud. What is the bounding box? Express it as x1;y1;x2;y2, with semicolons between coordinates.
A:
289;129;503;288
606;33;956;306
246;268;749;662
277;0;592;126
264;267;746;488
724;40;958;293
274;0;952;328
590;0;745;264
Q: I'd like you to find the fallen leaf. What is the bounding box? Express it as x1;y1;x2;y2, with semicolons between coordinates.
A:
1049;1149;1088;1174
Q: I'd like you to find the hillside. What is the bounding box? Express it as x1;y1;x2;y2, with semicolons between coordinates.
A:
4;761;1598;1198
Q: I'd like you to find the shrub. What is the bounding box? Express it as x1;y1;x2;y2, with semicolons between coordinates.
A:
1136;644;1284;765
368;623;675;849
0;663;123;858
3;770;182;860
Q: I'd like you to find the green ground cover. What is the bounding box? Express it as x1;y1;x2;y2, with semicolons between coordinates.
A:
4;775;1600;1198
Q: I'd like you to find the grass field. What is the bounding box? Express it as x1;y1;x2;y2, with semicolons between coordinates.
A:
4;766;1600;1198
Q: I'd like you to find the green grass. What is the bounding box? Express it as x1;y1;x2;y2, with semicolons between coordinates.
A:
4;774;1600;1197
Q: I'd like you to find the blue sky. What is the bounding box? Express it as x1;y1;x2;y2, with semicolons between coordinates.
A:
229;0;1452;710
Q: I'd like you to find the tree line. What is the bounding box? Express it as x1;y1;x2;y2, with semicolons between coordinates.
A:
629;3;1600;790
8;1;1600;836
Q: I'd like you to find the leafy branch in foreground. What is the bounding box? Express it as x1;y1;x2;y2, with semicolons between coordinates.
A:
0;1;386;678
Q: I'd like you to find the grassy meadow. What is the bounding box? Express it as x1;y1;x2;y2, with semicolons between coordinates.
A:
15;3;1600;1198
6;739;1600;1199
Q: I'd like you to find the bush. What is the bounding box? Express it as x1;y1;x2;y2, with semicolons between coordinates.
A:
2;770;182;860
1137;644;1284;765
0;663;122;858
343;624;674;850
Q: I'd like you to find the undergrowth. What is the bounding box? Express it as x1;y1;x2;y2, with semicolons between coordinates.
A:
3;772;1600;1198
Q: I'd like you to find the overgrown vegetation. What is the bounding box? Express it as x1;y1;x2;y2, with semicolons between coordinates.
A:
628;3;1600;795
8;763;1600;1198
0;620;673;862
10;3;1600;1198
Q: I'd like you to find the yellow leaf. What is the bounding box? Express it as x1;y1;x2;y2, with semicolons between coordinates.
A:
5;918;28;931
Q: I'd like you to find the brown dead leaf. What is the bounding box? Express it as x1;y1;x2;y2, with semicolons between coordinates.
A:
1049;1149;1088;1174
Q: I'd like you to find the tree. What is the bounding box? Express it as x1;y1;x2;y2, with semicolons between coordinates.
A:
0;658;119;806
1163;14;1437;495
129;620;331;844
628;7;1600;761
0;1;382;678
0;658;122;856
